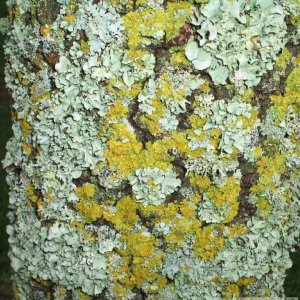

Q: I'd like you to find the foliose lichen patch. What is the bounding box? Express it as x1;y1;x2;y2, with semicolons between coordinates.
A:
1;0;300;299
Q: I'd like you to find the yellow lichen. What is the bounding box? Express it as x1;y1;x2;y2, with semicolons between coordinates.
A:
103;196;139;232
105;100;128;120
252;146;263;158
276;48;292;72
206;177;241;223
171;51;190;67
157;72;186;101
20;118;32;137
240;88;254;103
107;81;143;100
22;143;32;155
199;80;211;93
77;290;91;300
63;15;76;24
270;67;300;121
27;185;40;204
188;114;207;130
295;53;300;65
123;9;165;48
75;183;102;223
57;287;67;296
179;199;197;218
165;2;193;40
140;98;165;135
256;198;272;218
40;24;51;36
251;153;287;195
122;2;193;48
189;173;212;192
80;40;90;54
194;225;225;260
237;276;256;286
107;230;166;298
228;224;247;239
222;283;240;300
44;189;55;203
104;123;143;177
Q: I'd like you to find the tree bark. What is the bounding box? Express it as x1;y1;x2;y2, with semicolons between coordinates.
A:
2;0;300;299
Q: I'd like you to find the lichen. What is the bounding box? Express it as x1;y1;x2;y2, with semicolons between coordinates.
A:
2;0;300;298
186;0;288;86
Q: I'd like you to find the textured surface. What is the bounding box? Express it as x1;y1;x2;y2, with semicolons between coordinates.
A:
2;0;300;299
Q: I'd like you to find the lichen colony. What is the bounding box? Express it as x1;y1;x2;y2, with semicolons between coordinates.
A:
2;0;300;299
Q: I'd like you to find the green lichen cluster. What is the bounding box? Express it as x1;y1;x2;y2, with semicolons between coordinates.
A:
2;0;300;299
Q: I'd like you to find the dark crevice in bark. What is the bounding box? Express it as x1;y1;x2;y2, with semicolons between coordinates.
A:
177;92;196;130
132;289;147;300
253;42;298;122
91;289;109;300
152;42;170;80
44;51;60;68
92;0;102;5
231;158;258;224
72;170;93;187
24;12;33;26
132;0;137;11
65;290;73;299
165;190;183;204
105;180;133;200
212;84;235;102
172;156;188;184
165;156;189;204
31;278;56;300
36;0;61;25
128;96;156;149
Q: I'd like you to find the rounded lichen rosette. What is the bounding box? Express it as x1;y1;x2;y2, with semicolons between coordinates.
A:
2;0;300;299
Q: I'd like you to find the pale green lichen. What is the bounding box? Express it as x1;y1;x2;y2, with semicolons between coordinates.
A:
186;0;288;86
129;168;181;206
